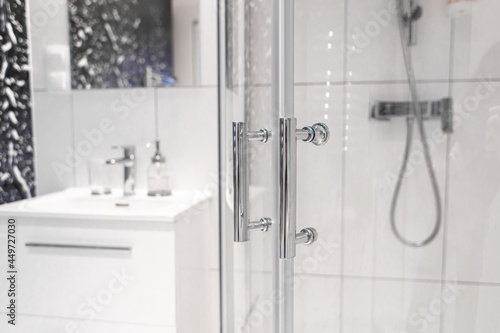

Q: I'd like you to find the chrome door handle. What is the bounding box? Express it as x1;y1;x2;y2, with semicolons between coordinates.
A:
279;117;329;259
233;122;272;242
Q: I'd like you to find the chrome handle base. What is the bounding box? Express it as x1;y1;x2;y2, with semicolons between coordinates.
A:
296;123;329;146
311;123;330;146
233;122;271;243
248;128;270;143
295;228;318;245
248;217;273;233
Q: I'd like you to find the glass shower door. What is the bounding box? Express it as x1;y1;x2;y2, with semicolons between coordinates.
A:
220;1;332;332
220;0;277;332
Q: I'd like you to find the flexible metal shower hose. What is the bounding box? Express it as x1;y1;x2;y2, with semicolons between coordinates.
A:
390;0;442;247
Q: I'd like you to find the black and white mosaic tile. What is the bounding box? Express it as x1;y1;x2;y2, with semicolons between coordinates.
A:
69;0;174;89
0;0;35;204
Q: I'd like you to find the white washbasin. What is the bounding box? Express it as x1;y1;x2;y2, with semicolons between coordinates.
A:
0;188;210;222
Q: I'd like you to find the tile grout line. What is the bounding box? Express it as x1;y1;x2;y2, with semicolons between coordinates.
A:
339;0;349;332
243;269;500;287
247;77;500;89
439;16;456;333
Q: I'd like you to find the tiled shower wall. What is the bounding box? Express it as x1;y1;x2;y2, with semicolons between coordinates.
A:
0;0;35;204
245;0;500;332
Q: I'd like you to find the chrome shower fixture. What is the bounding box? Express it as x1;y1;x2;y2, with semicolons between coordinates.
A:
381;0;446;248
370;97;454;133
403;0;422;45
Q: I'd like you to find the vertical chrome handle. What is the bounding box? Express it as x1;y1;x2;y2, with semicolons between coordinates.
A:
279;117;329;259
279;118;298;258
233;122;250;242
233;122;271;243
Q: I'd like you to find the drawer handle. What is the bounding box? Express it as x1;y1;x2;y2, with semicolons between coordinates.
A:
25;243;132;252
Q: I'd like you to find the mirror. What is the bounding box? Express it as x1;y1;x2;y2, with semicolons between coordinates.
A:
68;0;174;89
64;0;211;90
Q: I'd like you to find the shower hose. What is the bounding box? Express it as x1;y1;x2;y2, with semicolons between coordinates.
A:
390;0;442;247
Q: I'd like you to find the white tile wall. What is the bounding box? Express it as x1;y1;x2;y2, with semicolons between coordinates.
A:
156;87;218;190
346;0;451;82
295;0;345;83
452;0;500;80
343;278;442;333
441;284;500;333
446;81;500;284
72;89;156;190
33;91;75;194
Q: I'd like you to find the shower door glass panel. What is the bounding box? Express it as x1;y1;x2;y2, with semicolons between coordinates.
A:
221;0;277;332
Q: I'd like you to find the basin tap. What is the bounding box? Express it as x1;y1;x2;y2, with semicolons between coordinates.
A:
106;146;136;196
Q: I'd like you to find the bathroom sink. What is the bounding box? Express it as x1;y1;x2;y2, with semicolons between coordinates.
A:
0;188;210;222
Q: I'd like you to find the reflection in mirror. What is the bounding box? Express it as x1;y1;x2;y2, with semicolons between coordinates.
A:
68;0;175;89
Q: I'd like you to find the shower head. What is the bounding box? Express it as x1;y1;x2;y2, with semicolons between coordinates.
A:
402;0;423;45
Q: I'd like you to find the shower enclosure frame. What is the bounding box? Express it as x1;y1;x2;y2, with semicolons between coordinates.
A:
219;0;319;332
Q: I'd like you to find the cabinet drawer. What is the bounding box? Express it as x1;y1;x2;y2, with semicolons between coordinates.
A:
10;221;175;327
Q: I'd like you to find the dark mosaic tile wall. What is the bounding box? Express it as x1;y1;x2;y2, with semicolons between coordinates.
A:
0;0;35;205
69;0;174;89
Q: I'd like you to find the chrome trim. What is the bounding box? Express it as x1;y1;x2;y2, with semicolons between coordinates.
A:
233;122;271;243
106;145;136;196
279;117;297;259
311;123;330;146
248;217;273;233
295;127;314;142
279;118;329;259
233;122;249;242
295;228;318;245
370;98;452;120
25;243;132;252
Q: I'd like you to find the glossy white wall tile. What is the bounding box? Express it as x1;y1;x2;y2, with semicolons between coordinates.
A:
295;0;345;83
343;278;442;333
441;284;500;333
33;91;75;194
72;89;156;190
452;0;500;80
446;81;500;283
156;87;218;190
346;0;451;82
294;275;340;333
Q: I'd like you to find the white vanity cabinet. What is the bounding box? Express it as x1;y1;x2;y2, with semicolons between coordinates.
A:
0;189;212;333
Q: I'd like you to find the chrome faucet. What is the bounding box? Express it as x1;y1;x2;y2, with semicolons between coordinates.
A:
106;146;136;196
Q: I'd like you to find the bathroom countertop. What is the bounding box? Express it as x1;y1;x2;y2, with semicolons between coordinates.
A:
0;188;212;223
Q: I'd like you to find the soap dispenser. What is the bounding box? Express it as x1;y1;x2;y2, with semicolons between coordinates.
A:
147;140;172;196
